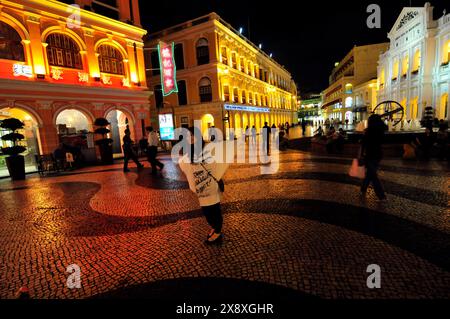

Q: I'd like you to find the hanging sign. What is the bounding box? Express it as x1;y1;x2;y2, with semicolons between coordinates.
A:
158;41;178;96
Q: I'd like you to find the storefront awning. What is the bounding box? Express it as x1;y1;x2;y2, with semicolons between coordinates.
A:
321;98;342;109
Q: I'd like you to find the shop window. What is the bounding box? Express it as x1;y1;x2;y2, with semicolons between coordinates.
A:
97;44;124;75
199;77;212;102
196;38;209;65
46;33;82;69
177;80;187;105
0;21;25;61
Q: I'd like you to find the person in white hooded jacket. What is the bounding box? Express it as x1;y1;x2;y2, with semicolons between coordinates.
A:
179;127;229;245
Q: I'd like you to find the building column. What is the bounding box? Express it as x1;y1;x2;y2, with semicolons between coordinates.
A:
126;41;139;85
25;14;46;76
83;28;100;78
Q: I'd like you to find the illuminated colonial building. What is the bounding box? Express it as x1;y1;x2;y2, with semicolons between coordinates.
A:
298;93;322;124
377;2;450;122
321;43;389;123
145;13;298;139
0;0;149;175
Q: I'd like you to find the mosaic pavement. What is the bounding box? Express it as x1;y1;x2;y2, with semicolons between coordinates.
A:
0;150;448;299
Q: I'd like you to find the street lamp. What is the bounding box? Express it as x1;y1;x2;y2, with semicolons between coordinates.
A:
258;43;262;49
239;27;243;34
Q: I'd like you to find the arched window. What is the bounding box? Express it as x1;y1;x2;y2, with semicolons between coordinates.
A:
98;44;124;75
196;38;209;65
0;21;25;61
199;77;212;102
46;33;82;69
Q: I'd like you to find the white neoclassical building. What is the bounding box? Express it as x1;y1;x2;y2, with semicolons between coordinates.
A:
377;2;450;122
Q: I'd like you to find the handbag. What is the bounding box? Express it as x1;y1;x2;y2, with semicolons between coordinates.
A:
349;158;366;179
200;163;225;192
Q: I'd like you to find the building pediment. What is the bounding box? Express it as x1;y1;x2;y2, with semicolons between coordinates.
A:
390;8;423;35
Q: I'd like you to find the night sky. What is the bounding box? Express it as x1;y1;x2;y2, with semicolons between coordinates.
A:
139;0;449;95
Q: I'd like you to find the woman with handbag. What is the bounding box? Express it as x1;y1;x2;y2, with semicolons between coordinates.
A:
179;127;229;245
360;114;387;201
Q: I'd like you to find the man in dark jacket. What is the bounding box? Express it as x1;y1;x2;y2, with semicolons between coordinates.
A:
123;129;143;172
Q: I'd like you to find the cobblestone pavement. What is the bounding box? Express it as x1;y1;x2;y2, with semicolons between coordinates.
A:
0;150;449;299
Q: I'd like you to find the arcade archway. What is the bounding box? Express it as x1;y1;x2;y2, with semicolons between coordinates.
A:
0;107;41;177
105;109;135;156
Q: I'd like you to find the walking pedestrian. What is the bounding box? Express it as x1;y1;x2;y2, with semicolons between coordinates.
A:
179;127;229;245
360;114;387;200
301;119;307;136
262;122;271;156
123;129;143;172
251;125;257;144
146;126;164;175
245;125;250;143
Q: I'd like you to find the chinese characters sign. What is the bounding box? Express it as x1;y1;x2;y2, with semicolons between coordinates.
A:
13;64;33;78
158;41;178;96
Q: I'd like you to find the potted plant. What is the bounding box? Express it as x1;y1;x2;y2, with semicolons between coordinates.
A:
0;118;27;180
94;117;113;164
421;106;434;128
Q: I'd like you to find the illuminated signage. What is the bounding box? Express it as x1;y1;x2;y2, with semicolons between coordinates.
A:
13;64;33;78
102;75;112;85
224;104;270;113
158;41;178;96
78;72;89;83
122;78;130;87
51;67;64;80
158;113;175;140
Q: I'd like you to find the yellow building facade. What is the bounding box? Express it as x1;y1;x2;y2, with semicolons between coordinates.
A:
321;43;389;123
145;13;298;139
0;0;150;173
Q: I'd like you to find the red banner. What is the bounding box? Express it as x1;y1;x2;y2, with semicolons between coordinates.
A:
158;41;178;96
